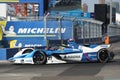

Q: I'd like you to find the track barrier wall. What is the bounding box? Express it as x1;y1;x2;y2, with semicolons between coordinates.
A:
107;24;120;42
0;49;6;60
0;48;18;60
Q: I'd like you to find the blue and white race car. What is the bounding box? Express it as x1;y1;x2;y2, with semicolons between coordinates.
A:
8;40;114;64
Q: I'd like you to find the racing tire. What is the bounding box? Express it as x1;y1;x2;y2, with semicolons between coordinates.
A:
33;51;47;64
108;51;114;61
98;48;109;63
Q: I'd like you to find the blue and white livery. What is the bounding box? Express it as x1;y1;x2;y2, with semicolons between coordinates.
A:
8;41;114;64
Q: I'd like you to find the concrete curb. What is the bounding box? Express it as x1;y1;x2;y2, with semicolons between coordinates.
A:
0;60;10;64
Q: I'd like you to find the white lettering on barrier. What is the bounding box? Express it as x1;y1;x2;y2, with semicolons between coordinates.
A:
24;44;43;47
18;28;66;34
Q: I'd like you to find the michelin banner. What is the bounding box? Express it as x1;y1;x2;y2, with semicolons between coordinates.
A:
1;21;72;48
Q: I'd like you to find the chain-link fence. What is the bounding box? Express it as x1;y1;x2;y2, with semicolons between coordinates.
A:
6;15;120;46
74;18;103;44
44;16;104;46
107;24;120;42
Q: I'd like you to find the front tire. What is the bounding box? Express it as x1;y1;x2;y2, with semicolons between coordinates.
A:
33;51;47;64
98;48;109;63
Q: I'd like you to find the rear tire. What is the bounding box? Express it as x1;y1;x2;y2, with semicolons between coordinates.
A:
33;51;47;64
98;48;109;63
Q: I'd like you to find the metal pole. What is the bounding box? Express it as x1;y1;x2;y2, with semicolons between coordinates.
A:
72;18;75;39
44;13;49;40
110;0;112;24
44;16;47;40
83;21;85;44
58;16;64;40
89;22;91;44
58;17;61;40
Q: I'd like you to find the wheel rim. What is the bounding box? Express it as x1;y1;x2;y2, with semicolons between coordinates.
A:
98;49;109;62
33;52;45;64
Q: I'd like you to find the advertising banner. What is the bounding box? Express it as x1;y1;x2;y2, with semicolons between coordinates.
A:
46;20;72;40
1;21;72;48
0;0;44;17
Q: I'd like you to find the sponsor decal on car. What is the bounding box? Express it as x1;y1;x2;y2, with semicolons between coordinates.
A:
64;55;81;58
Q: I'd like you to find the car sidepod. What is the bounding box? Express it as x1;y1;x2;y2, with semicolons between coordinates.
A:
45;48;84;64
81;52;98;62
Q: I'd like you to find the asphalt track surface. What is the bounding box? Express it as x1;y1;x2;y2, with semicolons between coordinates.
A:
0;42;120;80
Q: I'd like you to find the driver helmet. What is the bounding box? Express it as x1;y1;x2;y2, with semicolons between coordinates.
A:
68;38;75;42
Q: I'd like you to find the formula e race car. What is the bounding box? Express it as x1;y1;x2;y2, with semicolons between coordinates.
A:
8;41;114;64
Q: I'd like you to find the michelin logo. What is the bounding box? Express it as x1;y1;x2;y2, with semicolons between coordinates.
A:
18;28;66;34
15;43;22;48
2;26;66;35
1;26;67;38
10;40;43;48
10;40;22;48
1;25;16;36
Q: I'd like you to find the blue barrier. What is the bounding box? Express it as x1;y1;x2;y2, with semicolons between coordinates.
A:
0;48;19;60
0;49;7;60
6;48;19;59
